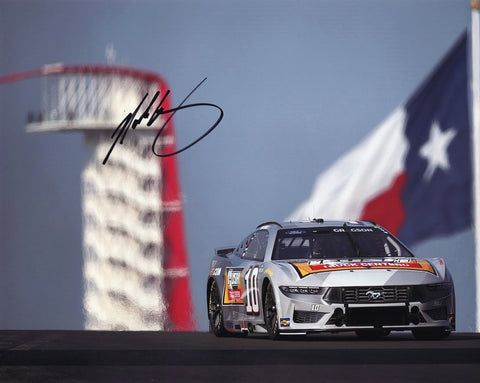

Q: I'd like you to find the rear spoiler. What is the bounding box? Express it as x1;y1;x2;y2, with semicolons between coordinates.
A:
216;247;235;257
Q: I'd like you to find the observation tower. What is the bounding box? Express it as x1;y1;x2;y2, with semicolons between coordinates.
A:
0;64;195;331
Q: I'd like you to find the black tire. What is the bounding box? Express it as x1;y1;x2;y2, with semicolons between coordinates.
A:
355;329;391;340
207;280;229;337
412;328;451;340
264;282;280;340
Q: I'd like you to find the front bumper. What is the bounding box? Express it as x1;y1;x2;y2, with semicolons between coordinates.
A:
276;285;455;333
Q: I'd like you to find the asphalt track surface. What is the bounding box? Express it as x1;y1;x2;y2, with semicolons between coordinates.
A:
0;330;479;382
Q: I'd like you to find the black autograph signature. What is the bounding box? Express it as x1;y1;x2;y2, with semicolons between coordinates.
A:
103;77;223;165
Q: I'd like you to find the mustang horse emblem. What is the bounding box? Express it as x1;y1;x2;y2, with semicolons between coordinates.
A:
366;290;382;300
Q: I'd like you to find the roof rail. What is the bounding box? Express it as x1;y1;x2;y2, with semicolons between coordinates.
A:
256;221;283;229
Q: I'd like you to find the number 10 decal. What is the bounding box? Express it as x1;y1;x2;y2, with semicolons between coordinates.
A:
244;266;259;314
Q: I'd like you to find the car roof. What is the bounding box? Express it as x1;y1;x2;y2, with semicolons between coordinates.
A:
255;219;378;232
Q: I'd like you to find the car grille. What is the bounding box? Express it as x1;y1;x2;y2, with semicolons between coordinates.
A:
342;286;409;304
293;310;324;323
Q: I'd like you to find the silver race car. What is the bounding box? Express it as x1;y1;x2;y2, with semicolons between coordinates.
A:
206;219;455;339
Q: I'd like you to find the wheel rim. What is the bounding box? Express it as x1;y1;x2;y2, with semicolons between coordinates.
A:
209;282;222;329
265;285;278;332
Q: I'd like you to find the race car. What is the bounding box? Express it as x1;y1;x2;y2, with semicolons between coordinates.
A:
206;219;455;339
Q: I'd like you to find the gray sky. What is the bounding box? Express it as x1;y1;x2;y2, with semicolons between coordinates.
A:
0;0;476;331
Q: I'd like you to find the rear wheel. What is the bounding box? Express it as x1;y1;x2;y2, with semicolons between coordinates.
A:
412;328;451;340
264;282;280;339
207;280;229;337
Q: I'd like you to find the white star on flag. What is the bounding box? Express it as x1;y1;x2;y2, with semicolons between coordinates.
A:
419;121;457;181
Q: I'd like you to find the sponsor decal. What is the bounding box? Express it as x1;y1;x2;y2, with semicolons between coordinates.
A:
291;259;436;278
285;230;307;235
280;318;291;328
223;268;244;304
264;268;274;276
209;267;221;276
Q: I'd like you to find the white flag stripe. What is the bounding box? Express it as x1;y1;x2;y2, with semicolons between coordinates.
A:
289;107;408;221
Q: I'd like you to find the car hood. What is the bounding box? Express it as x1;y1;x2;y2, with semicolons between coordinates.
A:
272;258;448;286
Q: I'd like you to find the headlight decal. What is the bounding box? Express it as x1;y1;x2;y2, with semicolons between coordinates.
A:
410;282;453;302
280;286;322;296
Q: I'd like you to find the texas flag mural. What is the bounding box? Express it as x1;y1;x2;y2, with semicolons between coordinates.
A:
290;31;471;247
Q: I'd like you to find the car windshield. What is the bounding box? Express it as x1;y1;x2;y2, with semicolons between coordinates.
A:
272;226;413;260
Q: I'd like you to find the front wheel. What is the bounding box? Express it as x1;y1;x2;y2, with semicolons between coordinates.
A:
207;280;229;337
264;282;280;340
